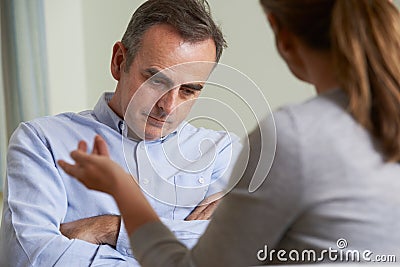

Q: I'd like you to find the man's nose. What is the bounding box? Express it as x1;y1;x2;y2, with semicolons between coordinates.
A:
157;89;180;115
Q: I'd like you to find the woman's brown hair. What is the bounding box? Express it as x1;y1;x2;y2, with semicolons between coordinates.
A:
260;0;400;162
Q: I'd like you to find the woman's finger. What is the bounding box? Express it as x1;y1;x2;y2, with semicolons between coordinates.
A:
58;160;82;179
94;135;110;156
70;150;91;164
78;140;88;152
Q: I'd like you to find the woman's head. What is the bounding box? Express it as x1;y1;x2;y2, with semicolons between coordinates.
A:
261;0;400;162
260;0;335;51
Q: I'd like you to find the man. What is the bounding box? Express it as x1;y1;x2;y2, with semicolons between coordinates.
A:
0;0;241;266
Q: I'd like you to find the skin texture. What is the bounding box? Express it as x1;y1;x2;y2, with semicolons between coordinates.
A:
60;24;220;245
60;215;121;247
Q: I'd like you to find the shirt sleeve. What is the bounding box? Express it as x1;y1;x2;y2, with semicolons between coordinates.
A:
0;122;135;266
116;219;134;257
129;110;306;267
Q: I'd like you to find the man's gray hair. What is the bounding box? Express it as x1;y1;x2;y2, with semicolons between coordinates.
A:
121;0;227;69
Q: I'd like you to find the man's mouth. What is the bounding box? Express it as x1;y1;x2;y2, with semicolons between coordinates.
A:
148;115;165;123
145;114;172;125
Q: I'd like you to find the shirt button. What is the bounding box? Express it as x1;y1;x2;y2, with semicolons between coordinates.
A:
198;177;205;184
119;121;125;131
139;142;145;150
142;178;150;185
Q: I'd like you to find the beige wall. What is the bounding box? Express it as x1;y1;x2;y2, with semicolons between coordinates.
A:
81;0;145;108
44;0;88;115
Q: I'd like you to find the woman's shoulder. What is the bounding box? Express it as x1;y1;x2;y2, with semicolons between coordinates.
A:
272;89;352;139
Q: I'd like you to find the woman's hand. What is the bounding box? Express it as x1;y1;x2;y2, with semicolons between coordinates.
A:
58;135;128;195
59;135;162;236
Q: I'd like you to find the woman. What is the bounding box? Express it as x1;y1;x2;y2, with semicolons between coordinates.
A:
59;0;400;265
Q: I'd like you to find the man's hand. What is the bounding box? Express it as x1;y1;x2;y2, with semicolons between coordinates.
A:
60;215;121;247
185;192;223;221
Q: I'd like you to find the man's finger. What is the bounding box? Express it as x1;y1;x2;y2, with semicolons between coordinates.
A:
185;204;208;220
185;199;221;220
199;200;219;219
185;193;224;220
199;192;224;205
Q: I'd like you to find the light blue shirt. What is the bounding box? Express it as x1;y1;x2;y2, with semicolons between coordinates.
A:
0;93;242;266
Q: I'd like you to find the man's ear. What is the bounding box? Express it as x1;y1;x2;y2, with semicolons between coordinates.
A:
111;42;127;81
267;12;295;62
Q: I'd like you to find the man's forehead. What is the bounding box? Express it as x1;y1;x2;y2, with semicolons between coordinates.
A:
145;62;215;86
136;24;217;64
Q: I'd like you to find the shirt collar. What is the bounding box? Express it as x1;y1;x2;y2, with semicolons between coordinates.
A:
93;92;179;143
93;92;123;133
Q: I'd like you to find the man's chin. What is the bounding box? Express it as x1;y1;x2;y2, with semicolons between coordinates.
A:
144;129;171;141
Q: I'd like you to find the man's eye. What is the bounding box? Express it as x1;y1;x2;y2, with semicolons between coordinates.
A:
148;78;168;91
150;79;163;85
181;88;195;96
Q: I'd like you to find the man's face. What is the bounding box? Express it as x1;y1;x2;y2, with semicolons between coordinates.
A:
113;24;217;141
